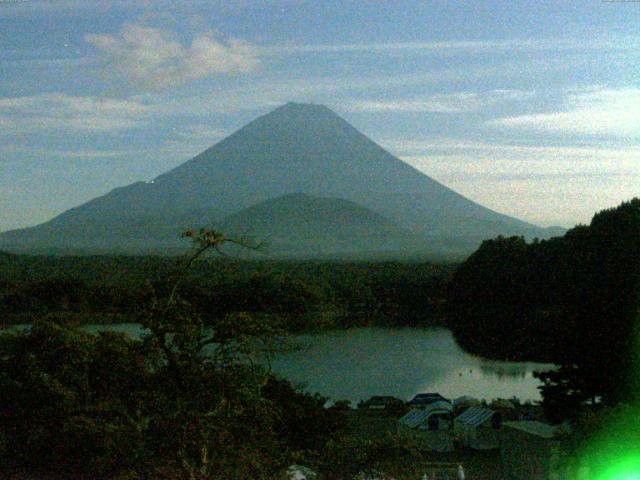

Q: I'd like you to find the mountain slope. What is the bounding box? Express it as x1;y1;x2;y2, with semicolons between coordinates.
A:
0;102;559;257
220;193;429;257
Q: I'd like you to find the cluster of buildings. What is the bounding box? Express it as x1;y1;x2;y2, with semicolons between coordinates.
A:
359;393;568;480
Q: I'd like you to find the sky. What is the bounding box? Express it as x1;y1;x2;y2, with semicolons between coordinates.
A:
1;0;639;231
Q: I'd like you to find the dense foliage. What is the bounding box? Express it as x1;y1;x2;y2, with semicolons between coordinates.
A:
447;199;640;414
0;232;353;479
0;256;450;331
0;317;356;478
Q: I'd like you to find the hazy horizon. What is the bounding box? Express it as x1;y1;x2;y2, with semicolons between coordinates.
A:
2;1;639;232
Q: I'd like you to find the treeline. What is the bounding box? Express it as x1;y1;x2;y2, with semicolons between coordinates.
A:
0;232;445;479
0;256;452;331
447;198;640;407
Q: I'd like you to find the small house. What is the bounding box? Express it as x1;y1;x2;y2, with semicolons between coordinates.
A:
397;401;454;452
501;421;563;480
453;406;502;449
408;392;450;408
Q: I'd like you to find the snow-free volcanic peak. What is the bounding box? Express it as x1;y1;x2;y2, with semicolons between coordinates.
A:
0;103;558;257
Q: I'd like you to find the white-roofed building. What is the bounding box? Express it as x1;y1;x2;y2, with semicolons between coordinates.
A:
397;401;454;452
453;407;502;449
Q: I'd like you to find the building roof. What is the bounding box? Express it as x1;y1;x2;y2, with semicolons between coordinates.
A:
399;401;453;429
399;409;433;429
454;407;495;427
408;393;450;405
503;421;558;439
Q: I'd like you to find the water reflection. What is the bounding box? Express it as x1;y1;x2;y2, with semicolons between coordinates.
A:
269;328;554;404
5;324;554;404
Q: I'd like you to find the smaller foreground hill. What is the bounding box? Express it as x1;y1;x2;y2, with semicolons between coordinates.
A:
220;193;431;259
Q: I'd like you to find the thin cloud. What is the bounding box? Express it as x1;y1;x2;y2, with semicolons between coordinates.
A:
401;144;640;176
397;140;640;227
267;36;640;55
383;138;637;159
487;87;640;137
0;145;136;159
152;65;538;119
346;94;482;113
345;90;533;114
0;93;155;132
271;39;539;54
173;125;228;141
86;24;261;90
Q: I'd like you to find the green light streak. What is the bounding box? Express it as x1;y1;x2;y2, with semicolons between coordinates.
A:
571;308;640;479
595;455;640;480
572;402;640;479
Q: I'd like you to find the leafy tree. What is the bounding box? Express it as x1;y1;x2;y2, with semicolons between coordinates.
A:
447;199;640;418
0;229;348;479
0;316;151;475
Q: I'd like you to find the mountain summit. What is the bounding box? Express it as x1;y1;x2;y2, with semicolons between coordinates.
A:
0;103;558;257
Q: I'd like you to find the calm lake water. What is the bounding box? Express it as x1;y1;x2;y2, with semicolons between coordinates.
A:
11;324;552;404
266;328;552;404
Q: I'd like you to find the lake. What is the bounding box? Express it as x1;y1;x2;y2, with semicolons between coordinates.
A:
78;324;552;404
8;324;551;403
267;327;551;404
